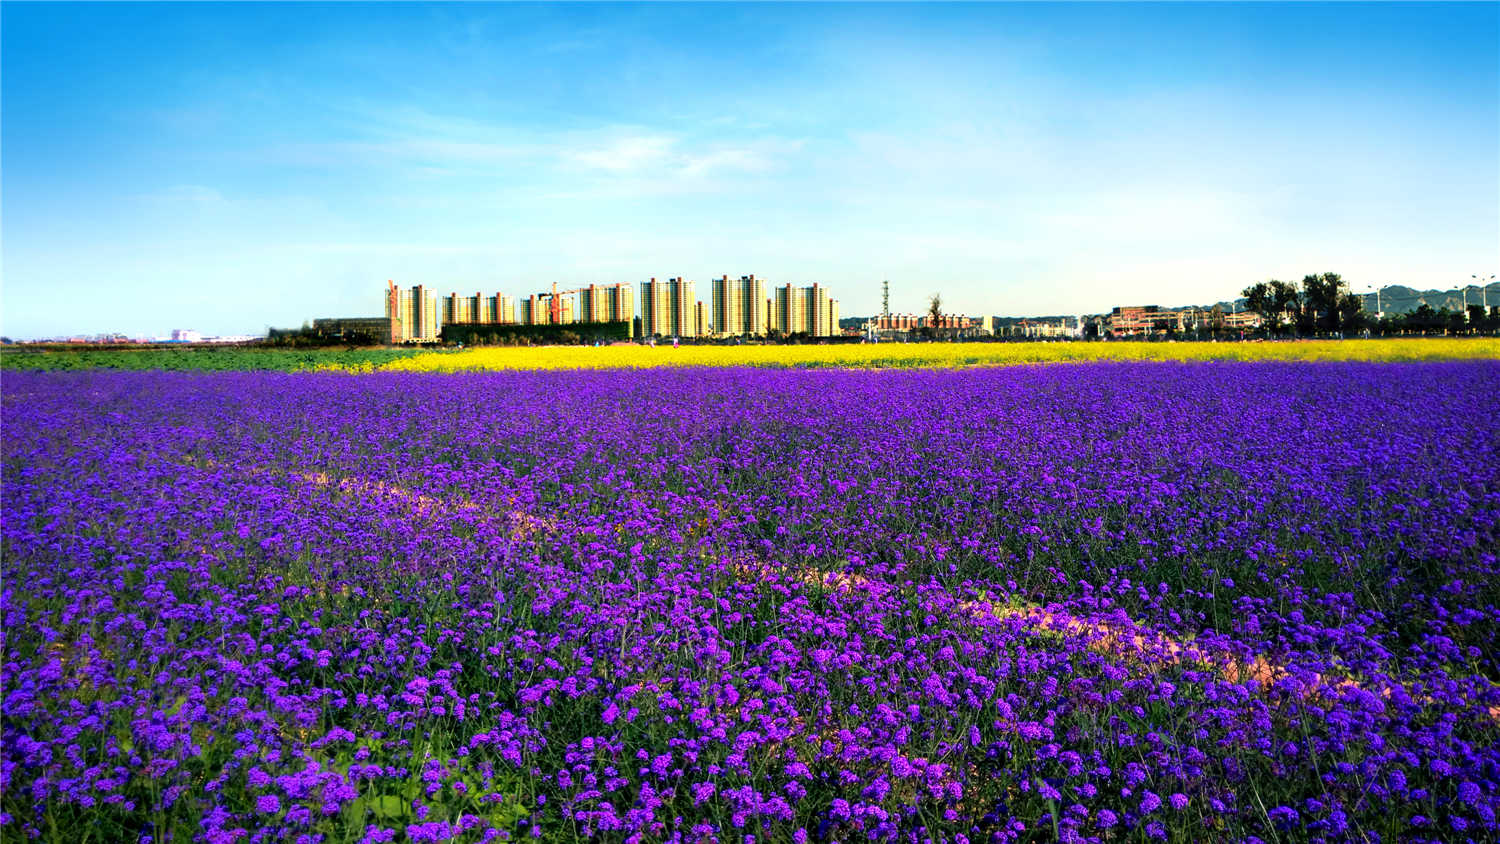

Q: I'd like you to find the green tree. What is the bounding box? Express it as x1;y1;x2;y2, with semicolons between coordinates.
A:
1298;272;1357;335
926;293;943;341
1467;304;1486;333
1445;308;1467;335
1242;280;1301;336
1337;291;1366;335
1404;303;1439;334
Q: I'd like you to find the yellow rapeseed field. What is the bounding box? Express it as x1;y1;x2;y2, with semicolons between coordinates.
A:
345;338;1500;373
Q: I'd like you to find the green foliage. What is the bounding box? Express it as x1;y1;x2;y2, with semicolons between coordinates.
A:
1241;279;1301;335
440;322;630;346
266;323;392;348
1295;272;1358;335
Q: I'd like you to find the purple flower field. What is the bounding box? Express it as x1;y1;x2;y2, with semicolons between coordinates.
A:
2;362;1498;843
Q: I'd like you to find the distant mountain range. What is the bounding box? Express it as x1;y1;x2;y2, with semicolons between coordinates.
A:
1352;282;1500;315
1186;282;1499;319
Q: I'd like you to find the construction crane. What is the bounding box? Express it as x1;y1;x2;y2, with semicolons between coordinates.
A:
546;281;582;325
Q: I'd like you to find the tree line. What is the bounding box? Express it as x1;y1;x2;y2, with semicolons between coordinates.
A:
1243;273;1499;337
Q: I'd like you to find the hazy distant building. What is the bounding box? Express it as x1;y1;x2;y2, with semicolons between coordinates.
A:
1105;305;1263;335
1222;311;1263;330
1012;317;1077;338
1108;306;1172;335
1107;305;1204;335
869;313;981;339
387;281;440;343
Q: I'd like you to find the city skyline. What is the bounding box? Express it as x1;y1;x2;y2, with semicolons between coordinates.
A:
11;273;1500;344
3;2;1497;340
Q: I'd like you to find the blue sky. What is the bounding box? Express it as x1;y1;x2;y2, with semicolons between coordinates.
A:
3;2;1497;338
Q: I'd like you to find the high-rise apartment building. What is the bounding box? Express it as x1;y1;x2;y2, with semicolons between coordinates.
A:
710;275;768;337
442;293;476;326
385;276;827;342
520;293;574;326
805;283;839;337
745;276;768;337
772;284;802;335
768;283;838;337
441;291;518;326
489;294;517;324
609;284;634;324
695;301;711;338
711;276;740;338
577;285;604;324
640;277;697;338
385;282;401;339
577;283;635;324
639;278;669;338
386;281;440;343
671;277;698;338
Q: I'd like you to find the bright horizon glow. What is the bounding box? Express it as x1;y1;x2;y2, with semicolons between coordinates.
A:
2;2;1497;339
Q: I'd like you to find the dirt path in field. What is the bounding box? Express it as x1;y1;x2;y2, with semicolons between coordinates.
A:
180;456;1500;723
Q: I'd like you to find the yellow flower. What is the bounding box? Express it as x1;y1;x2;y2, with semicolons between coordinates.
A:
319;338;1500;373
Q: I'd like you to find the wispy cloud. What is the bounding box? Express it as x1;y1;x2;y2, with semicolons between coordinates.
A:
561;129;803;180
256;103;810;198
563;133;678;173
151;184;226;203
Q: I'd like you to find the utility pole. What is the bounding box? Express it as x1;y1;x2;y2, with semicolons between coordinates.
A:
1473;274;1494;310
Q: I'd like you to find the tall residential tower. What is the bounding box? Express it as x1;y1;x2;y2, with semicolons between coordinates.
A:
387;281;440;343
640;277;698;338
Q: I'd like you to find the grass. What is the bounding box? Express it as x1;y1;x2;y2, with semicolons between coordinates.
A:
0;345;423;372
